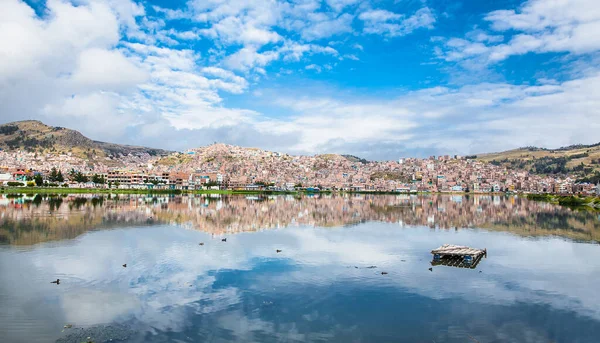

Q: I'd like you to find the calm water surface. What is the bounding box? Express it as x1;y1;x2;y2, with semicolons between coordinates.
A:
1;194;600;342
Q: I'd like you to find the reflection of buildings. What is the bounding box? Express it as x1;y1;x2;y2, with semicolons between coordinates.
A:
1;194;599;245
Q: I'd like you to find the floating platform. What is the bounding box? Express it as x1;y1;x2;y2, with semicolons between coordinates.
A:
431;244;487;269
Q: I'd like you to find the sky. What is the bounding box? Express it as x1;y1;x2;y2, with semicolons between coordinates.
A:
0;0;599;160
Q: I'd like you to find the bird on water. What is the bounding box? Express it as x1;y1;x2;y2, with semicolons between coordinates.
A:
222;238;227;242
276;249;282;253
122;264;127;268
51;279;60;284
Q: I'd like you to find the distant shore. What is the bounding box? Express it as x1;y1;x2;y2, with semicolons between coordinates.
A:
2;187;511;196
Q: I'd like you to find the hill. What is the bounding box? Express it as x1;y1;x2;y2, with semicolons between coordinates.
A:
0;120;171;162
154;143;379;185
476;143;600;183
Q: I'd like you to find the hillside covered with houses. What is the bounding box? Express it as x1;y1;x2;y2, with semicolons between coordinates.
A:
0;121;598;194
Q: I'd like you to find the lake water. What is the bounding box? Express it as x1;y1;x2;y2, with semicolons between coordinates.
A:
1;193;600;343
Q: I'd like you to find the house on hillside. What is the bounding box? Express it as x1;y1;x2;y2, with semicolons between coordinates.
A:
12;170;27;181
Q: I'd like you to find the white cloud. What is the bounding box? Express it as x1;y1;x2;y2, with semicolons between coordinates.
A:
202;67;248;88
260;95;417;153
42;92;136;140
359;9;402;22
168;29;200;40
223;46;280;71
441;0;600;63
250;71;600;157
135;0;432;80
0;0;257;144
0;0;141;139
301;12;354;41
71;48;149;92
279;42;339;62
7;214;600;340
359;7;436;37
2;0;597;158
305;64;322;73
199;15;282;47
326;0;360;13
0;0;120;80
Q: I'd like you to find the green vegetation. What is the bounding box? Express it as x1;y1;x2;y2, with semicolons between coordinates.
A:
525;194;552;201
34;174;43;186
69;170;89;183
490;156;571;174
478;142;600;182
1;187;183;195
48;167;64;182
0;125;18;135
369;171;410;182
5;136;53;151
91;174;105;184
525;193;599;209
577;171;600;184
342;154;369;164
557;196;587;207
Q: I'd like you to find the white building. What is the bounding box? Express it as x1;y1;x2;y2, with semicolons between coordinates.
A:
0;173;12;185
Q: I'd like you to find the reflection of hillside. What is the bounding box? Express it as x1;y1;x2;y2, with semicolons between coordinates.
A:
1;194;599;245
0;195;166;245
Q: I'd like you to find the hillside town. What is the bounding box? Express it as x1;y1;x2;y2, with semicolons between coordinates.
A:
1;144;599;195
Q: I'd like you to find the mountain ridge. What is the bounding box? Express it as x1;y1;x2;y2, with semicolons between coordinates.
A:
0;120;172;160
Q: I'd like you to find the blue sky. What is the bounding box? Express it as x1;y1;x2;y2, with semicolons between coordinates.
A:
1;0;599;159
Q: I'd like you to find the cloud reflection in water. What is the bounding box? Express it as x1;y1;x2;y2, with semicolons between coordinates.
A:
0;195;600;342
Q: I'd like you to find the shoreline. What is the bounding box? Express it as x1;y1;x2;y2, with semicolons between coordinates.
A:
1;187;514;196
3;187;598;211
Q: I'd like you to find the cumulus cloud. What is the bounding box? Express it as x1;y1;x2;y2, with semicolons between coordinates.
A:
3;218;600;341
0;0;258;143
300;12;355;41
359;7;436;37
0;0;133;135
440;0;600;63
251;72;600;158
326;0;361;13
222;46;280;71
71;48;149;92
1;0;599;159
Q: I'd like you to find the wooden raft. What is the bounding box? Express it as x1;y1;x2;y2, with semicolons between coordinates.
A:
431;244;487;269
